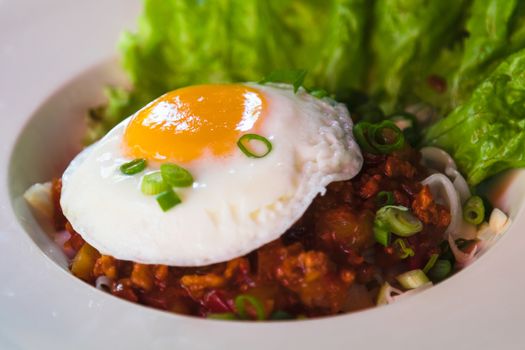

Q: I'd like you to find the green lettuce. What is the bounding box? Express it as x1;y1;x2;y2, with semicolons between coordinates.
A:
423;49;525;186
88;0;369;141
411;0;525;112
449;0;525;107
367;0;467;113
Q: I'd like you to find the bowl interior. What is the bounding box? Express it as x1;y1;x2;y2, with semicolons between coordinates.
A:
8;58;128;269
7;57;525;294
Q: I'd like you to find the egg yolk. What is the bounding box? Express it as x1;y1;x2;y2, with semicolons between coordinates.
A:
123;84;267;163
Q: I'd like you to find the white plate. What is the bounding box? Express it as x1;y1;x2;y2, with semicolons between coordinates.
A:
1;1;525;349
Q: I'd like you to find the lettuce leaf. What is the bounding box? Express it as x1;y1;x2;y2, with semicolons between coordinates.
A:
449;0;525;107
411;0;525;113
89;0;369;142
423;49;525;186
367;0;467;113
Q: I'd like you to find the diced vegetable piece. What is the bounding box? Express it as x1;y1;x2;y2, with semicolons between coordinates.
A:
71;243;101;282
396;269;430;289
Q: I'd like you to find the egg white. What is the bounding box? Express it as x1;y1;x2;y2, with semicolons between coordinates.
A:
61;84;363;266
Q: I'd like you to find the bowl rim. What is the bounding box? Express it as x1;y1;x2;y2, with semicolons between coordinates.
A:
1;1;525;349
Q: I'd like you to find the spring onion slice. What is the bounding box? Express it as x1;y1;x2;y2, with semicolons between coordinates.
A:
120;158;147;175
393;238;415;259
422;253;439;274
369;120;405;154
160;163;194;187
396;269;430;289
259;69;307;93
207;312;237;320
270;310;293;320
376;191;394;206
353;122;377;153
234;294;265;321
310;89;329;98
428;259;452;282
156;188;181;212
237;134;272;158
141;171;169;195
373;222;391;247
463;195;485;225
375;205;423;237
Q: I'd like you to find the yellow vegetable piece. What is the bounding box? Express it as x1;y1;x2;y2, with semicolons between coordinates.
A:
71;243;101;282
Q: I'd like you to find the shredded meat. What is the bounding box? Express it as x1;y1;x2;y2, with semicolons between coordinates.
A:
412;186;451;227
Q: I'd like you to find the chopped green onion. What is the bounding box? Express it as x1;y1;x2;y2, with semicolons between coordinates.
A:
207;312;237;320
237;134;273;158
234;294;265;321
160;163;194;187
375;205;423;237
259;69;307;93
353;122;377;153
156;188;181;212
310;89;329;98
369;120;405;154
396;269;430;289
393;238;415;259
120;158;147;175
463;195;485;225
428;259;452;282
353;121;405;154
373;222;391;247
141;171;169;195
376;191;394;206
422;253;439;274
270;310;293;320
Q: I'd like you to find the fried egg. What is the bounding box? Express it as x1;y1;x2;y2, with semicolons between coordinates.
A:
61;83;363;266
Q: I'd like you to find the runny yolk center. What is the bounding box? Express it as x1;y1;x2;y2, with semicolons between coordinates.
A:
123;84;267;163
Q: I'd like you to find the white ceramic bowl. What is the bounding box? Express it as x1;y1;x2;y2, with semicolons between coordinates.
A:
1;1;525;349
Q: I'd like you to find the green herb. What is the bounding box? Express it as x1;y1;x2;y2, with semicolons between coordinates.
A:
237;134;273;158
207;312;237;320
427;259;452;282
393;238;415;259
353;122;378;154
270;310;293;320
388;112;419;145
396;269;430;289
141;171;169;195
422;254;440;274
376;191;395;206
463;195;485;225
259;69;307;93
375;205;423;237
369;121;405;154
374;222;391;247
120;158;147;175
156;188;181;212
234;294;265;321
310;89;329;98
160;163;194;187
353;121;405;154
